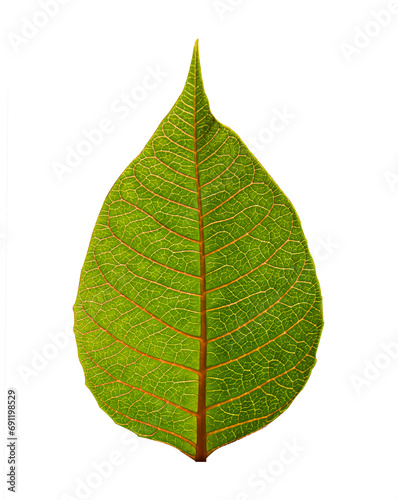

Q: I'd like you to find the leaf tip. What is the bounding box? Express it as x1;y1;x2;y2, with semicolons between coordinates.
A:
187;39;204;92
191;39;200;66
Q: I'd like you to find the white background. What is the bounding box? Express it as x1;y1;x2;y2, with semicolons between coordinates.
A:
1;0;398;499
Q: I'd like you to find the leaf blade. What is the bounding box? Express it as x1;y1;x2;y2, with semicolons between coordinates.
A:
74;41;323;461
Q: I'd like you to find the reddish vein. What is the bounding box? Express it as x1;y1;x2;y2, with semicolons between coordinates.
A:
194;59;208;463
79;334;197;418
92;248;199;340
81;306;200;375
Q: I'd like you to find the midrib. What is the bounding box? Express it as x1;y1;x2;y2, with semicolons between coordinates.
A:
193;58;208;463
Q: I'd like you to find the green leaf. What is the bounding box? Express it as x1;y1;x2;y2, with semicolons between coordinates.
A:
73;40;324;461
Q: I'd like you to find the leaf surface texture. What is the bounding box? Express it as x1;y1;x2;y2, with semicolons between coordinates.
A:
74;42;323;461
